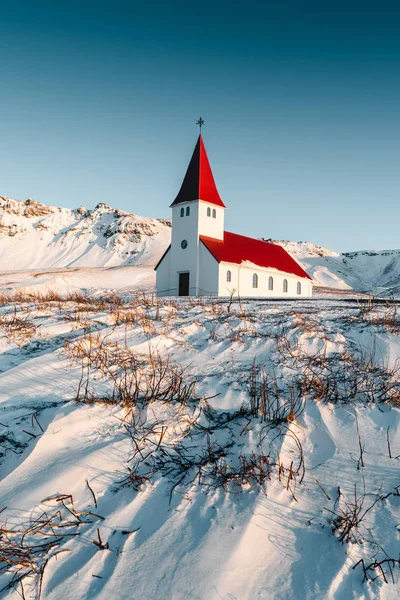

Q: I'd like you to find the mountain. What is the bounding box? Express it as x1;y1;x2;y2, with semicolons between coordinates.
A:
1;195;399;297
0;196;171;270
270;240;400;297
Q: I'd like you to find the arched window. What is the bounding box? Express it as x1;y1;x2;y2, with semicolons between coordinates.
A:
268;276;274;291
297;281;301;295
252;273;258;288
207;207;211;217
180;207;184;217
283;279;288;293
186;206;190;216
212;209;216;218
226;270;231;282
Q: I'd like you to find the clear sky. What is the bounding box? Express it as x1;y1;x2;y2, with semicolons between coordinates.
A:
1;0;399;252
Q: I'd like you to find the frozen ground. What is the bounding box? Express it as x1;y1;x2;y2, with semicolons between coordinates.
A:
0;289;399;600
0;266;155;297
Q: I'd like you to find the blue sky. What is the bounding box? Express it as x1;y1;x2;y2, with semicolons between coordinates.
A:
1;0;399;252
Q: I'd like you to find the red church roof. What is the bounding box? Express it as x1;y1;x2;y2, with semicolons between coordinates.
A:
200;232;312;280
171;135;226;208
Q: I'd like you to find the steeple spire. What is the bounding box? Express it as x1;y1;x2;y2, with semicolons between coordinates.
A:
171;135;226;208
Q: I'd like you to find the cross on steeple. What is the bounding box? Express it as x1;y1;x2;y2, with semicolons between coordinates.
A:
196;116;205;132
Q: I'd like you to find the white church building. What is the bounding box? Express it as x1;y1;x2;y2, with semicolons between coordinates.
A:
155;134;312;298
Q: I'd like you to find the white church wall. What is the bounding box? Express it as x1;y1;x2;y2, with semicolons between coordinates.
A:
169;203;201;295
197;201;224;240
155;248;171;296
218;263;312;298
164;200;225;296
198;243;219;295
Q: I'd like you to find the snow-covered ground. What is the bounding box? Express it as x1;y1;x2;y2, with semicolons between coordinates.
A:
0;266;155;297
1;195;399;297
0;289;399;599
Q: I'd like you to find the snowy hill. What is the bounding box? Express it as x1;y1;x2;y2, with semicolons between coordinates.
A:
0;292;399;599
305;249;400;297
1;195;399;297
0;196;170;270
0;200;399;598
269;240;400;297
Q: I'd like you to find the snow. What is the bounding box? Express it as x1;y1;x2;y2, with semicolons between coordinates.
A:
274;241;400;297
0;266;155;297
1;195;400;297
0;288;399;599
0;196;170;270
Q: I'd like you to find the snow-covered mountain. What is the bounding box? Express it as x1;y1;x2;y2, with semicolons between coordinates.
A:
271;240;400;297
0;196;170;270
1;195;399;296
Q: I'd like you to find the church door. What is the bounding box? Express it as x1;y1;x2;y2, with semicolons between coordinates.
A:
178;272;190;296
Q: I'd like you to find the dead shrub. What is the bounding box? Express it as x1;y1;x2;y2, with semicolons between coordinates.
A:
327;483;400;584
0;307;38;346
274;336;400;407
64;335;197;408
0;493;103;599
117;396;305;503
327;483;376;544
247;360;306;423
360;302;400;334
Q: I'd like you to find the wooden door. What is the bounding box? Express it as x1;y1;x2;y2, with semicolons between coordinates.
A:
178;272;190;296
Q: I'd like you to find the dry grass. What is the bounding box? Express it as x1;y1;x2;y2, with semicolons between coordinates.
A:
247;359;306;423
0;307;38;346
359;302;400;333
0;493;104;599
64;333;197;408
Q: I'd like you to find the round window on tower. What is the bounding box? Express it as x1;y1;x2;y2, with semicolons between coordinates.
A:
181;240;188;249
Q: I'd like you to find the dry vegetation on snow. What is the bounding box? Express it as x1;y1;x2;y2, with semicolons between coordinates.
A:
0;291;399;599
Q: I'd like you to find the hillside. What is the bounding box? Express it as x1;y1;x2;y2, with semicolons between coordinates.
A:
0;198;399;599
268;240;400;298
0;196;170;270
1;195;399;297
0;291;399;599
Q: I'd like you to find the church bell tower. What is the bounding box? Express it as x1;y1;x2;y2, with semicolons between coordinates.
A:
168;133;226;295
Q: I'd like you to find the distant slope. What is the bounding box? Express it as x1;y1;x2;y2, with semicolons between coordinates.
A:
271;240;400;297
0;196;170;270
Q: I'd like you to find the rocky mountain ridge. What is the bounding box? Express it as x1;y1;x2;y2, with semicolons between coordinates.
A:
0;195;171;270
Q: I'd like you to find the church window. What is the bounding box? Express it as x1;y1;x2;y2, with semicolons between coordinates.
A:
212;209;216;218
186;206;190;216
252;273;258;288
207;207;211;217
226;270;231;282
180;207;184;217
268;276;273;291
283;279;288;293
297;281;301;295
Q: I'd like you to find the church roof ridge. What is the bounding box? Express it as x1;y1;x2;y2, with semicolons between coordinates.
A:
200;231;312;280
171;135;226;208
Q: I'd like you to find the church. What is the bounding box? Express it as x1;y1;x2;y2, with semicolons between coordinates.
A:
155;134;312;298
